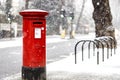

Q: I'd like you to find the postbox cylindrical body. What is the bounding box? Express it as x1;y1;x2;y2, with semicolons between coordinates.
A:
20;9;48;80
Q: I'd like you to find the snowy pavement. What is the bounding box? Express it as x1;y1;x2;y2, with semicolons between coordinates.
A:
47;51;120;80
47;48;120;75
2;33;120;80
2;46;120;80
0;38;22;48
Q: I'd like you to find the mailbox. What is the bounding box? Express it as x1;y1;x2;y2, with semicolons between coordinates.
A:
20;9;48;80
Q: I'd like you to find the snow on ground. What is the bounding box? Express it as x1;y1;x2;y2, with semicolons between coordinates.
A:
1;33;120;80
46;35;68;43
0;38;22;48
47;47;120;75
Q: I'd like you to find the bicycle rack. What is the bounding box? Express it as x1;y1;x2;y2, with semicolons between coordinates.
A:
75;36;116;65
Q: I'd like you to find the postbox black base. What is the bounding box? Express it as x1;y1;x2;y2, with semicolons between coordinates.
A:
22;66;46;80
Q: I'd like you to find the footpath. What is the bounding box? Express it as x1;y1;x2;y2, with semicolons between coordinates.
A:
1;33;120;80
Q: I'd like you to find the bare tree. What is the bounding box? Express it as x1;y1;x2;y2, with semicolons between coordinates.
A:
67;0;75;39
25;0;30;9
5;0;14;39
92;0;116;46
76;0;86;30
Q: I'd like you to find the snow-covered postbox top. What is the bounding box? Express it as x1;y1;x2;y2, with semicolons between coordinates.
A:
19;9;48;67
20;9;48;18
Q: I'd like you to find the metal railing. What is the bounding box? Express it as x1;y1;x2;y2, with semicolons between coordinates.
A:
75;36;116;64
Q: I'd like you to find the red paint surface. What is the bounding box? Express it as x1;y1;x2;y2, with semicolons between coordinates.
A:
20;9;48;68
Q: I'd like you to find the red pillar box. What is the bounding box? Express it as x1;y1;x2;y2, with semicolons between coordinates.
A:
20;9;48;80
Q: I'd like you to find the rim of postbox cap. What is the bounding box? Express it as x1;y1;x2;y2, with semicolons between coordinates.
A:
19;9;49;16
